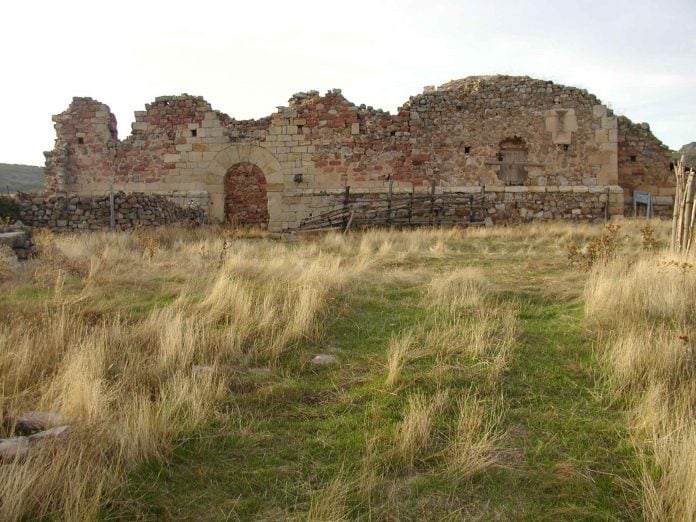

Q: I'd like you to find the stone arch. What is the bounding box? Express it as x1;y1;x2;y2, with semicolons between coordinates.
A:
205;144;284;230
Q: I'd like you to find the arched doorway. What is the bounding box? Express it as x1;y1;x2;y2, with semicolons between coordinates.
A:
224;162;269;227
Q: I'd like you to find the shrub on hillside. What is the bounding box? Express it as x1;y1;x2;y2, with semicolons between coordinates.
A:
0;197;19;223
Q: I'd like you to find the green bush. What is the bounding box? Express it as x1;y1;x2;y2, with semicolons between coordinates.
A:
0;197;19;222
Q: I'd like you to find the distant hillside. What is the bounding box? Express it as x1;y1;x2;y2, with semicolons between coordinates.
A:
0;163;44;193
677;142;696;167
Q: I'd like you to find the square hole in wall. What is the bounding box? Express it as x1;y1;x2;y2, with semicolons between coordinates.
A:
630;155;637;162
559;144;569;151
77;137;84;145
191;129;197;137
464;146;471;154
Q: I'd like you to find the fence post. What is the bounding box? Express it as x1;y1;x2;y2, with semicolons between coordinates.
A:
342;185;350;229
430;179;436;227
387;179;393;228
408;187;414;227
109;184;115;230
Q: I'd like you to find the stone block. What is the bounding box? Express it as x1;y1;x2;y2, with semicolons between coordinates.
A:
593;105;607;118
164;154;180;163
504;186;528;192
601;116;618;129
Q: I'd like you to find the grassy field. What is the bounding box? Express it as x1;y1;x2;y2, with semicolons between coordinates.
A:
0;220;690;520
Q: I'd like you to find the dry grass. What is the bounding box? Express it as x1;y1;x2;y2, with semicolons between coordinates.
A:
586;244;696;521
0;225;492;520
394;390;449;469
4;227;459;520
385;332;415;389
446;392;505;481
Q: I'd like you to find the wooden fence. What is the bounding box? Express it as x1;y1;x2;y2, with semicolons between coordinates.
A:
291;183;488;232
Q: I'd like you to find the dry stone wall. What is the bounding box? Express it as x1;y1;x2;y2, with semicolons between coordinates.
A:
43;75;674;231
13;192;204;232
618;116;675;215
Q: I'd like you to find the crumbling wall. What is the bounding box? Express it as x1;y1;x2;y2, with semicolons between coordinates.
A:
44;75;676;231
14;192;204;232
617;116;674;215
44;97;118;193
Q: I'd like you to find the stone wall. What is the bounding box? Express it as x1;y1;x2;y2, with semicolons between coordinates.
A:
43;75;674;231
285;185;622;230
618;116;674;215
13;192;204;232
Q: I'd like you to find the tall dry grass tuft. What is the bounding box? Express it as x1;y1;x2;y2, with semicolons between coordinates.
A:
305;474;351;522
394;391;449;469
445;392;504;481
385;332;415;388
586;248;696;520
426;267;489;309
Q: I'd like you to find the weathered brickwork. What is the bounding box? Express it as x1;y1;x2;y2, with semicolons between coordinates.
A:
13;192;204;232
43;76;674;231
224;163;269;225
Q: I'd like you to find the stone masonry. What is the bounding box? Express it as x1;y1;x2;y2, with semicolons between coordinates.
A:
43;76;675;231
13;192;204;232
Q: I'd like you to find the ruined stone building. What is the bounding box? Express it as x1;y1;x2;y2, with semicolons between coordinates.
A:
43;75;675;231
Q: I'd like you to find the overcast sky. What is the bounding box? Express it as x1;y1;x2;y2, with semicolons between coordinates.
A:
2;0;695;166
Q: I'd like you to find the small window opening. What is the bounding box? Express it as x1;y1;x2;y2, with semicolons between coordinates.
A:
390;130;397;136
464;146;471;154
456;104;463;112
191;129;197;137
630;155;637;162
297;124;304;133
77;137;84;145
559;144;569;151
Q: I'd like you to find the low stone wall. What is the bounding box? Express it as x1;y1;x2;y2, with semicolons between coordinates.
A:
13;191;205;232
285;184;624;229
0;222;34;259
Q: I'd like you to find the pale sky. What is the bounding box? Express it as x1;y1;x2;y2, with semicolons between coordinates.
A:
2;0;695;166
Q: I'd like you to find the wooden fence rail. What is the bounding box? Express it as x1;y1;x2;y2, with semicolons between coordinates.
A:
291;184;488;232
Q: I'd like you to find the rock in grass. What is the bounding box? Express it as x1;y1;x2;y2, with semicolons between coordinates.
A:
27;425;72;443
0;438;30;461
311;354;339;366
192;365;214;377
15;411;64;435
